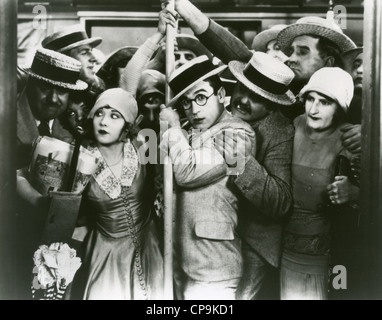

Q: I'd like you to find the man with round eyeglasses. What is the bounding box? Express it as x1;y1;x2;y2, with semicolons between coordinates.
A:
159;55;256;300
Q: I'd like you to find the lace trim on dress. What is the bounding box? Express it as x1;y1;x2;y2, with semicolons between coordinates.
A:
88;140;139;199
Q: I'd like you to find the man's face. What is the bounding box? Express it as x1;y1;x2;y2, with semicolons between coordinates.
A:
65;99;91;135
179;80;224;130
266;39;288;63
27;79;69;121
230;83;270;123
139;93;165;131
285;35;327;83
350;52;363;91
68;44;96;84
175;49;197;69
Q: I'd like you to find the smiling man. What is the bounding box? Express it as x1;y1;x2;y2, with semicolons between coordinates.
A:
159;55;256;300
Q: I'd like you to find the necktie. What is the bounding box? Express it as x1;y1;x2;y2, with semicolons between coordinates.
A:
38;121;51;137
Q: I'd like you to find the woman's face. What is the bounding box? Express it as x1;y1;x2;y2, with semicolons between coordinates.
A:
305;91;339;132
93;106;125;145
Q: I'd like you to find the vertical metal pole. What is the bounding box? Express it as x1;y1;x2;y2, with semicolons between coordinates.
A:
0;0;17;300
361;0;382;300
163;0;175;300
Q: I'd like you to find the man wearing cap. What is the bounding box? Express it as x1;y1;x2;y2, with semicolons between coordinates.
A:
159;56;256;300
42;24;104;96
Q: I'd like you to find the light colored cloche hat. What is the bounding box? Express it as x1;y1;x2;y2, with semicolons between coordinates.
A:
277;16;356;54
299;67;354;112
88;88;138;124
42;24;102;53
168;55;227;107
228;51;296;106
251;24;288;52
25;48;88;90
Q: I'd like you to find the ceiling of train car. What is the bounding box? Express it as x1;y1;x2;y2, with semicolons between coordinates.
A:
18;0;364;13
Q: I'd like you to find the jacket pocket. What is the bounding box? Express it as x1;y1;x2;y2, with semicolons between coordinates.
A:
195;221;234;240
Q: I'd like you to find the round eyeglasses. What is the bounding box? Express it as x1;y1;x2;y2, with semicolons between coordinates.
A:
178;92;215;110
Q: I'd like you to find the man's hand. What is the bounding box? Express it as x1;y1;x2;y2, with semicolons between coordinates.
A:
159;104;181;129
341;124;361;154
327;176;360;205
158;7;178;36
213;129;253;174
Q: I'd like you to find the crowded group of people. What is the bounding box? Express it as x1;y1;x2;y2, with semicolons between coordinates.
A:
15;0;363;300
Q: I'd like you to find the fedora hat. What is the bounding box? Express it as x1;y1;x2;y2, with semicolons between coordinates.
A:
168;55;227;107
228;51;296;106
25;48;88;90
251;24;288;52
42;24;102;53
277;16;356;54
96;46;138;84
176;34;213;59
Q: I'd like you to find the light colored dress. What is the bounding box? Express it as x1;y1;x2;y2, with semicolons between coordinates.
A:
74;140;163;300
280;115;353;300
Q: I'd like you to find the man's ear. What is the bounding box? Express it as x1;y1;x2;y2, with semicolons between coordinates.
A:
217;86;226;103
325;56;335;67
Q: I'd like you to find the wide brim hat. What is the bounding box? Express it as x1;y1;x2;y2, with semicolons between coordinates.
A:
252;24;288;52
277;16;356;54
176;34;213;59
96;46;138;83
228;51;296;106
168;55;227;108
42;24;102;53
25;48;88;91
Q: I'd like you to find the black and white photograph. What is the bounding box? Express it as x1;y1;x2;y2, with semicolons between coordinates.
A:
0;0;381;303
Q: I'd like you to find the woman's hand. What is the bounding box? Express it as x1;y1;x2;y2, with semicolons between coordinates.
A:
327;176;360;205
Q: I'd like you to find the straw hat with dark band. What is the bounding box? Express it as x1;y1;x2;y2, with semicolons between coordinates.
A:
277;16;356;54
42;24;102;53
228;51;296;106
25;48;88;91
168;55;227;107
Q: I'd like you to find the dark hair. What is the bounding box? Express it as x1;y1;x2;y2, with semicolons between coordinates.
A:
309;35;344;69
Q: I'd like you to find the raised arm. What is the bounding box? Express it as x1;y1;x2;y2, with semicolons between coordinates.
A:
163;0;253;64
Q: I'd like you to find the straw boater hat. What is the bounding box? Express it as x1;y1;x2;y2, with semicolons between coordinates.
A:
228;51;296;106
341;47;363;70
96;46;138;84
251;24;288;52
25;48;88;90
42;24;102;53
168;55;227;107
277;16;356;54
176;34;213;59
299;67;354;113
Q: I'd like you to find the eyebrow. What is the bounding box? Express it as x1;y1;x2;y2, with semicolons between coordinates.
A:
183;88;209;98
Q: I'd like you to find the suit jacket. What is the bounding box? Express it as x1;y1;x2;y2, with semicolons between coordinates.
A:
198;21;294;267
17;88;73;169
160;111;256;281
